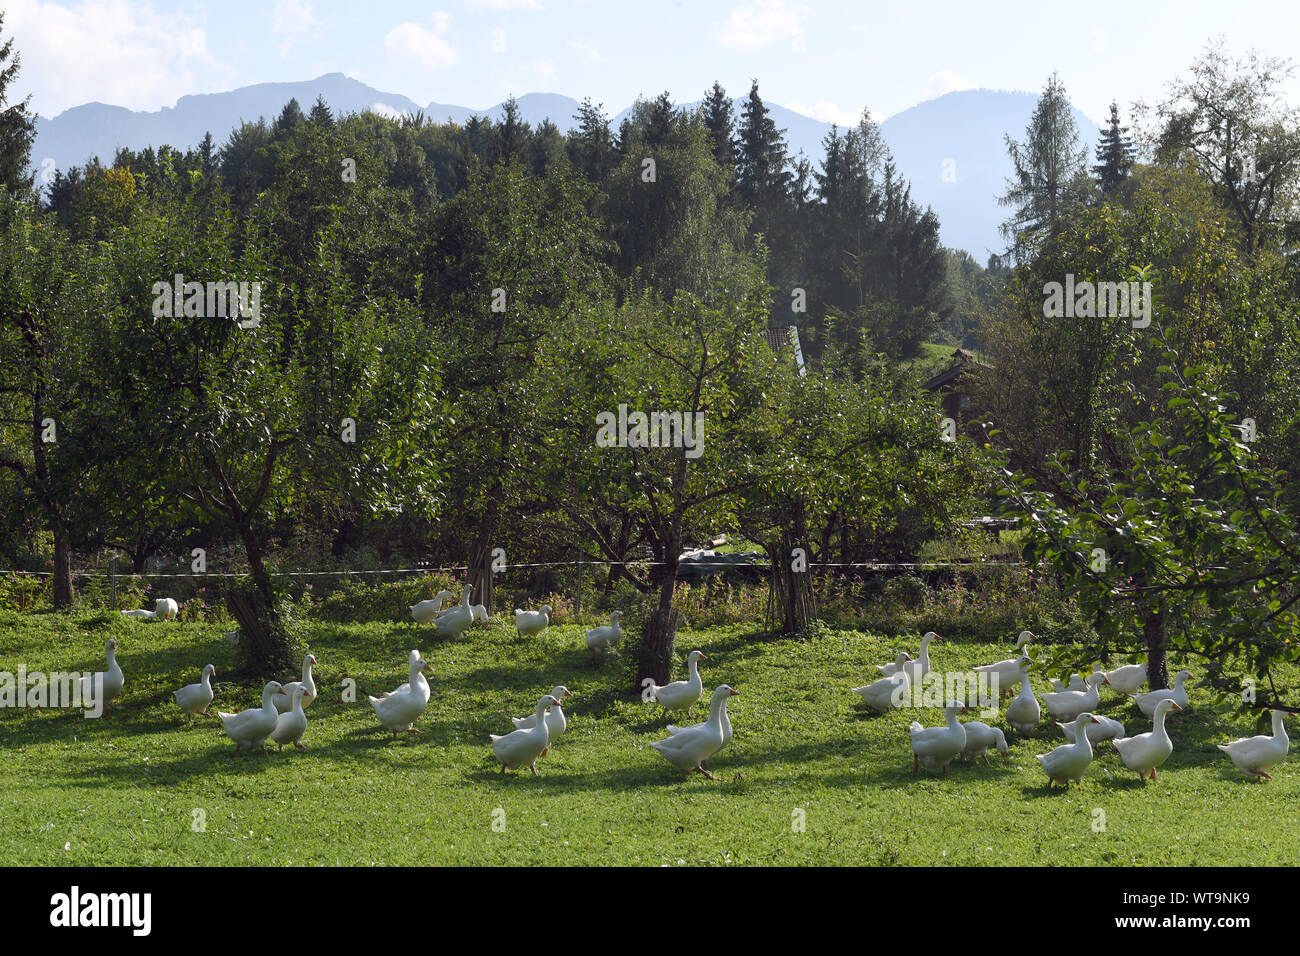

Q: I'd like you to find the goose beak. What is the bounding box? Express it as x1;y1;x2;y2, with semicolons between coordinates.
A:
1171;702;1183;710
564;690;573;697
698;653;709;660
1090;716;1099;723
422;663;433;673
729;689;739;696
277;688;287;695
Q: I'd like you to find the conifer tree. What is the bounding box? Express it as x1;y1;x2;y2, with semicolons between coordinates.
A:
1092;100;1136;193
0;13;35;192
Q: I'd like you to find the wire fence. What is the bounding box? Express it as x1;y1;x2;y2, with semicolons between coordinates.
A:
2;557;1025;579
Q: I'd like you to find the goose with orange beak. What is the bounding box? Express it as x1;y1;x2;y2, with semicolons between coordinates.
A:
643;650;707;715
649;685;737;780
492;695;562;774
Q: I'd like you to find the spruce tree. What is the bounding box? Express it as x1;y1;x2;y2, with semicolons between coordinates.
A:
308;95;335;128
701;81;735;169
1092;100;1135;193
275;97;306;132
735;80;791;208
0;13;35;191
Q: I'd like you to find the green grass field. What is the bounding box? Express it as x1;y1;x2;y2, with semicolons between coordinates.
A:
1;609;1295;866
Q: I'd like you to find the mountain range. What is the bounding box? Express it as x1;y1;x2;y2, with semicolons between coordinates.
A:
30;73;1100;259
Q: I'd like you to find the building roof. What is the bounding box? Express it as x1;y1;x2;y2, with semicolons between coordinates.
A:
762;325;806;376
922;348;989;392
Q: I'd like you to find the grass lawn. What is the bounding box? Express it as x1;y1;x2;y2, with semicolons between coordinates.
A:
1;608;1295;866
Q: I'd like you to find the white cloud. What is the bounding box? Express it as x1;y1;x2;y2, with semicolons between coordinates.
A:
720;0;807;52
384;13;460;71
924;70;976;100
272;0;323;59
367;102;405;120
464;0;542;9
6;0;230;117
786;100;865;128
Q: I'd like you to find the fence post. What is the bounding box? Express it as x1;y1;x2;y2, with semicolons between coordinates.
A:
574;549;582;623
110;556;117;609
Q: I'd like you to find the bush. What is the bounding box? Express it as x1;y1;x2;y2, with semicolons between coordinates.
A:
313;572;463;624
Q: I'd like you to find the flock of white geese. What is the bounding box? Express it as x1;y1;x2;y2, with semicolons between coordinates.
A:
96;599;1290;783
101;588;730;777
852;630;1292;785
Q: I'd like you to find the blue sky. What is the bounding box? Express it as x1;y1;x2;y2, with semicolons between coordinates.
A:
7;0;1300;124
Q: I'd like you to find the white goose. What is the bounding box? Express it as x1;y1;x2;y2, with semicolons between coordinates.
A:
667;690;733;768
1048;663;1101;693
219;682;287;754
960;720;1009;764
1113;699;1181;781
433;588;475;640
275;653;317;713
645;650;707;713
1036;713;1100;786
471;604;489;624
172;663;216;724
411;589;456;625
1131;670;1192;717
492;695;561;774
1060;713;1127;746
1219;709;1291;781
977;632;1034;697
1101;660;1148;695
586;611;624;661
270;687;308;751
80;638;125;712
368;652;433;737
909;703;968;776
853;653;912;712
648;685;737;780
512;685;572;739
1005;664;1041;736
153;597;179;620
515;605;552;637
902;632;941;684
1041;672;1105;722
120;608;156;620
974;631;1034;696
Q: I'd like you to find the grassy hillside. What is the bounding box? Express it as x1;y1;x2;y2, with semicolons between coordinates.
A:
0;610;1294;865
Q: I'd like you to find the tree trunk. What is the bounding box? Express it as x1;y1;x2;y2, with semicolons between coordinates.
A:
637;548;680;691
768;546;815;636
1144;606;1167;690
468;484;503;614
226;520;294;675
52;523;73;607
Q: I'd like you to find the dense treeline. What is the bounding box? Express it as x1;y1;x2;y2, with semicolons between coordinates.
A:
0;46;981;684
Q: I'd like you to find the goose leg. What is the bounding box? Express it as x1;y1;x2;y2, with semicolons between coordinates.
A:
294;742;305;751
409;727;423;735
530;764;538;776
696;764;717;781
913;754;919;774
